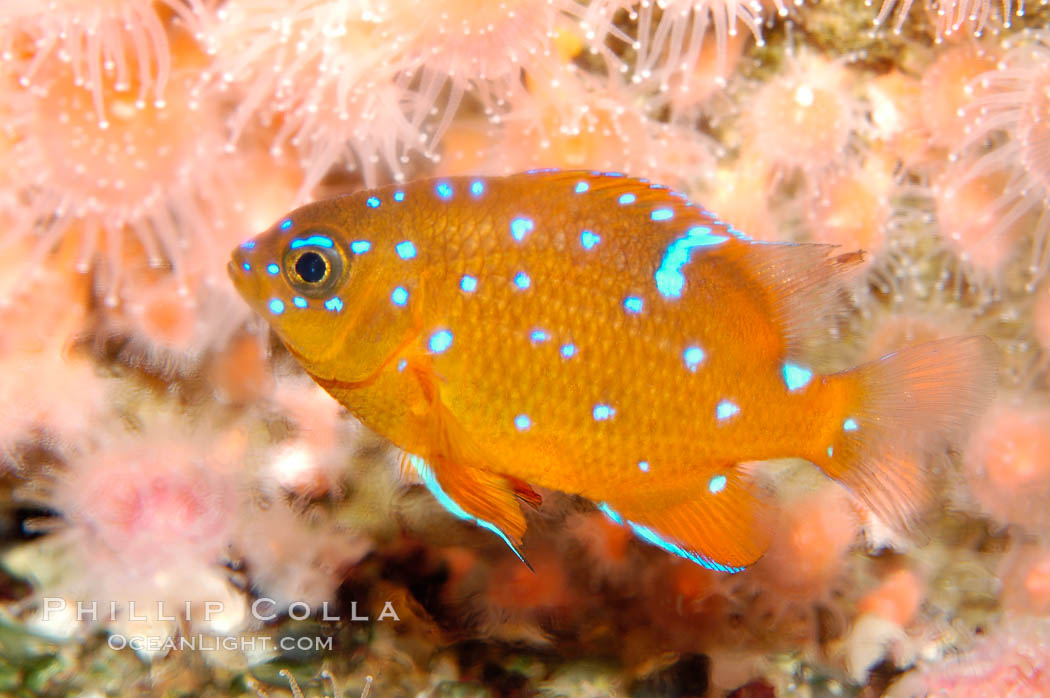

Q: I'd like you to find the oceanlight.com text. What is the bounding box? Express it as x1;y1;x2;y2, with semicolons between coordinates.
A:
107;633;335;653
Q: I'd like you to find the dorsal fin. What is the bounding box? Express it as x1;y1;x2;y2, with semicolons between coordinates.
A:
503;168;721;216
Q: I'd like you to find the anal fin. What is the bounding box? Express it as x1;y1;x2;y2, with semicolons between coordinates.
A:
601;467;772;572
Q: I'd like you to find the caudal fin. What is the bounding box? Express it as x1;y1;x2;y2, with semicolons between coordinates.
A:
816;336;998;532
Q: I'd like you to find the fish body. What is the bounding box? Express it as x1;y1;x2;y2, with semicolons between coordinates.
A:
229;170;996;571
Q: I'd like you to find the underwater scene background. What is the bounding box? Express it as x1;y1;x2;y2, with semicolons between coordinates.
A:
2;0;1050;695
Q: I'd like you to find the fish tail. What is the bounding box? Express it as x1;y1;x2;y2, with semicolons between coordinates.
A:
813;336;997;531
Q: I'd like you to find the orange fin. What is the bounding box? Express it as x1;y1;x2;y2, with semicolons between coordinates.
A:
723;240;865;360
507;476;543;508
599;467;772;572
405;356;531;561
409;454;531;566
814;336;998;531
421;455;528;544
398;451;420;481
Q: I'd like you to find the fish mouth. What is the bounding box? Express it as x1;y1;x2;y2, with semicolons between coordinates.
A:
227;249;258;302
226;259;240;287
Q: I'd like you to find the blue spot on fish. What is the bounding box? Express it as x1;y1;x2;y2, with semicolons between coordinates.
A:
530;329;550;343
592;403;616;421
708;474;727;494
393;191;405;202
435;181;453;200
580;230;600;249
782;362;814;391
623;296;643;314
470;180;484;196
396;241;417;259
242;262;251;271
292;296;307;309
351;240;371;254
280;219;292;231
655;226;730;298
460;275;477;293
560;343;576;359
827;446;834;457
366;196;380;208
428;330;453;353
650;207;674;221
575;181;589;193
290;234;334;249
844;417;859;431
267;263;279;275
618;193;636;205
269;298;285;315
683;346;705;371
514;414;531;431
391;286;409;306
716;400;740;421
638;460;650;472
397;359;407;372
510;216;534;242
514;272;531;289
240;240;256;250
324;297;344;312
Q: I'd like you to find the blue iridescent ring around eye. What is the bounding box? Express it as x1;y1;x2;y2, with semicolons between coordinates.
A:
282;229;347;298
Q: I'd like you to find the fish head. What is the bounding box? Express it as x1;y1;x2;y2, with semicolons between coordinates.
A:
228;194;408;373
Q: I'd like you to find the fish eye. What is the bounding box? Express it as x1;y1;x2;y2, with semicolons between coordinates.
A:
282;237;346;297
296;251;327;283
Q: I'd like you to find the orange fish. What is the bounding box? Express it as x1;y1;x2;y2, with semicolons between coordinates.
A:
228;170;996;572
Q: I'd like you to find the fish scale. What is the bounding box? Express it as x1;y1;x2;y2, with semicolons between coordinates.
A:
230;169;997;572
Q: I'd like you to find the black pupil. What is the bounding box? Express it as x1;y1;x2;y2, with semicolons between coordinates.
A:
295;251;327;283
